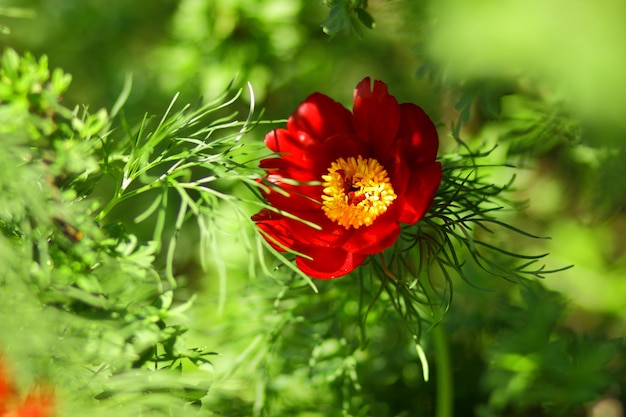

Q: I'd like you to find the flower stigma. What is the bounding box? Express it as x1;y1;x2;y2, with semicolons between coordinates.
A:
321;155;397;229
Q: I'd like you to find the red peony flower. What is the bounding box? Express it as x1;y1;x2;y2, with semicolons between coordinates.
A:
0;357;54;417
253;77;442;279
13;391;55;417
0;360;16;416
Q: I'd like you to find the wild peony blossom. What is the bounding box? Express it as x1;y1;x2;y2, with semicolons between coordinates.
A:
11;392;54;417
253;77;442;279
0;361;15;416
0;358;55;417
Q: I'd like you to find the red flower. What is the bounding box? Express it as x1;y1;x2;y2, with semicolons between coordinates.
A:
13;391;55;417
0;361;16;416
0;357;55;417
253;77;442;279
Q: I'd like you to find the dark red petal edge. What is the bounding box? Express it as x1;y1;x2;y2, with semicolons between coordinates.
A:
295;247;367;279
398;162;443;225
287;92;354;141
396;103;439;163
352;77;401;158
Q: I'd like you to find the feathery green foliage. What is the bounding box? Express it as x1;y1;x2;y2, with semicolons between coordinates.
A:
0;48;258;416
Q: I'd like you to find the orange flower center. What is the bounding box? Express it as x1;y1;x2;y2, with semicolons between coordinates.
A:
321;156;397;229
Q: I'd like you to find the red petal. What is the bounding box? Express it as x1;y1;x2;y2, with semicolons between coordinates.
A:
396;103;439;163
282;212;350;248
254;208;350;250
263;129;320;180
262;180;322;212
386;152;410;201
253;210;295;252
0;362;16;416
295;247;367;279
259;158;317;184
254;209;368;279
287;93;354;141
316;134;372;161
345;222;401;255
264;129;370;180
15;390;55;417
398;162;442;224
352;77;401;157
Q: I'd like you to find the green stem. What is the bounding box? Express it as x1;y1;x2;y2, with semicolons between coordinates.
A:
433;323;453;417
96;181;162;222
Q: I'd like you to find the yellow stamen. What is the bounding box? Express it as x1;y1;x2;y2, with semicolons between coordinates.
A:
321;155;396;229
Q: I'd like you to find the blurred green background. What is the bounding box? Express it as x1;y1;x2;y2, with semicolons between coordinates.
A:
1;0;626;416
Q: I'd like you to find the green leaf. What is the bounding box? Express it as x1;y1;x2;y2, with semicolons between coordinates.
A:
322;2;349;37
355;7;375;30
